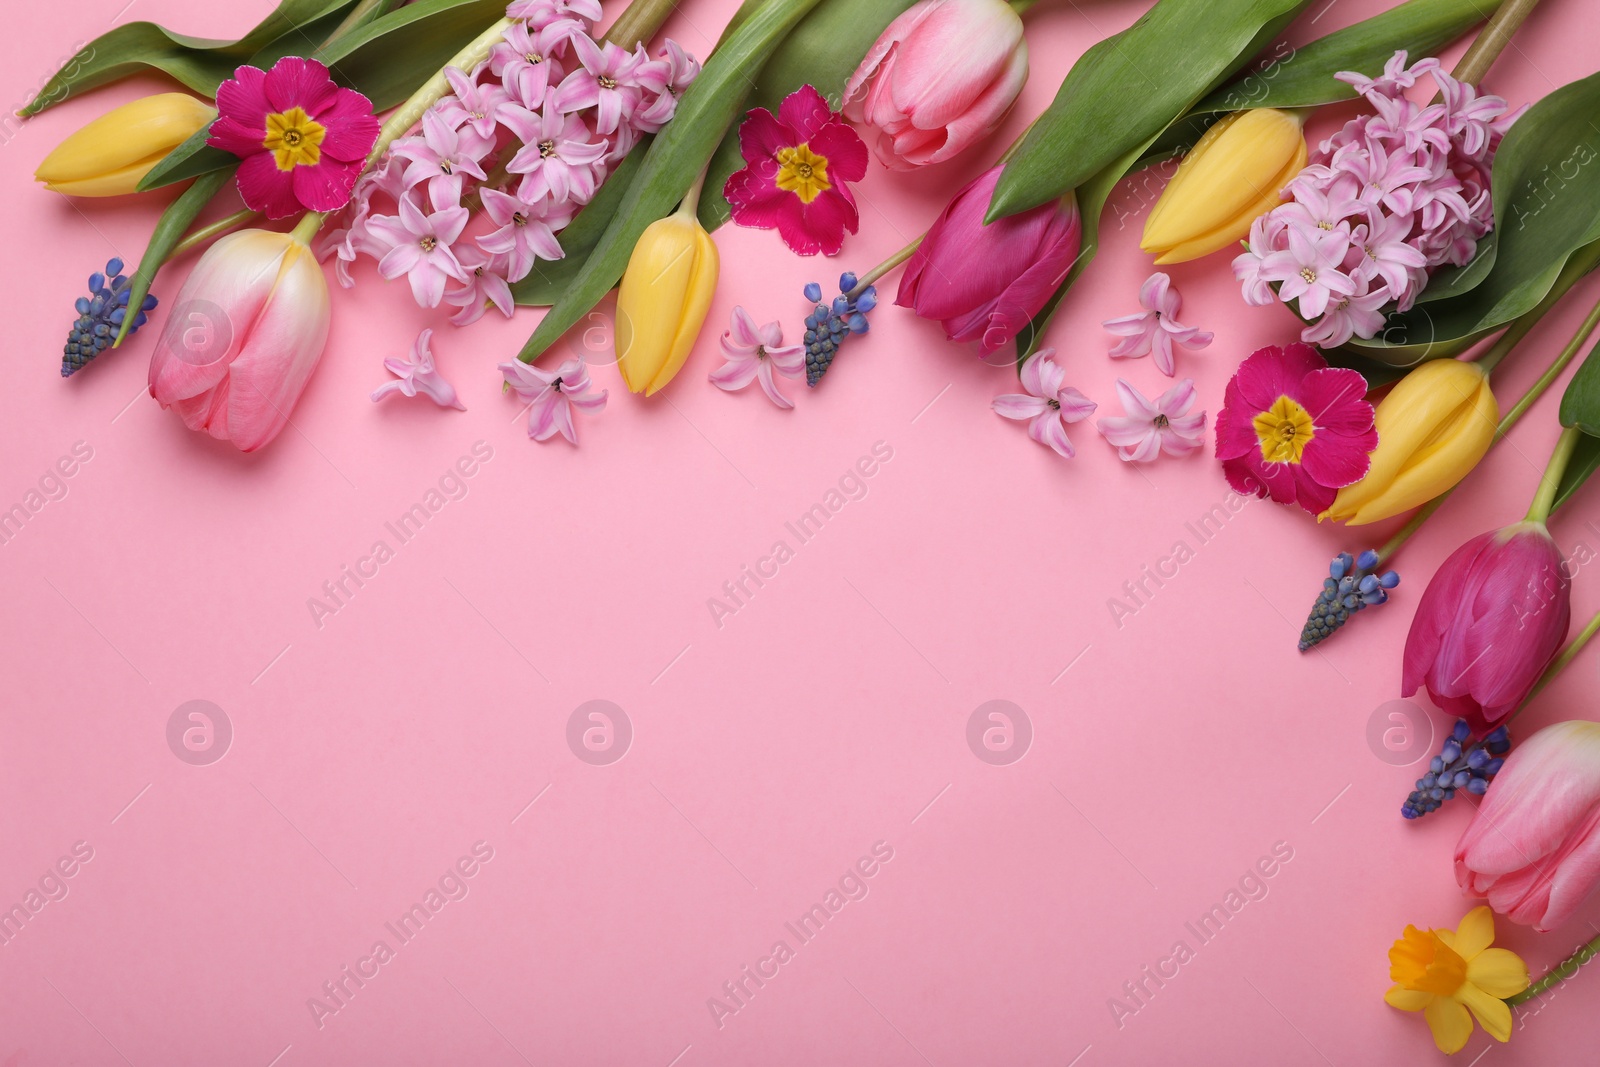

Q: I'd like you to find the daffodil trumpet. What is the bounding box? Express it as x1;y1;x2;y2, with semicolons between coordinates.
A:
35;93;217;197
615;167;720;395
1141;108;1308;265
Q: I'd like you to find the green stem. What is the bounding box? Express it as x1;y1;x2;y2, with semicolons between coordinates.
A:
850;236;923;298
677;165;710;220
1373;286;1600;563
1526;425;1581;522
171;209;259;259
602;0;679;47
1008;0;1044;13
1452;0;1545;87
1507;928;1600;1006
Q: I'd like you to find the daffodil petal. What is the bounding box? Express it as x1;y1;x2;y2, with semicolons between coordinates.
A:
1424;996;1474;1055
1384;985;1432;1011
1466;948;1531;998
1457;981;1514;1042
1453;906;1496;960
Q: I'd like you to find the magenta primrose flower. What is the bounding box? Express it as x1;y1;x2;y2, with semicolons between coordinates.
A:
1101;273;1212;376
709;306;806;409
992;349;1096;458
1096;378;1207;462
208;57;380;220
725;85;869;257
1214;343;1377;515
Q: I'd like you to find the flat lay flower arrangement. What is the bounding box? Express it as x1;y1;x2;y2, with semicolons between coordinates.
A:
25;0;1600;1055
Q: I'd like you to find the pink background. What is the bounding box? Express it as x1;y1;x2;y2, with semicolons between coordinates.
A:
3;0;1599;1063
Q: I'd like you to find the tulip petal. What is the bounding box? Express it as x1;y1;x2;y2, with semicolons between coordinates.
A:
222;243;331;452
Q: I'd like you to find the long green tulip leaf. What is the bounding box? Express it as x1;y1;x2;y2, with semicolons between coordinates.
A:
317;0;509;111
989;0;1314;221
1560;327;1600;438
1142;0;1487;165
516;0;827;364
1551;429;1600;512
20;0;355;117
698;0;920;231
137;126;235;192
112;166;235;349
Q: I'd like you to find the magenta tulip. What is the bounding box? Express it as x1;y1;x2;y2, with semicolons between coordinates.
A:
843;0;1028;169
148;230;331;453
896;166;1080;356
1456;721;1600;931
1403;522;1570;733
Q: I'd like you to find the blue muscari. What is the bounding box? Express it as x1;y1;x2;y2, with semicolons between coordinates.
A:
1402;719;1510;819
801;272;876;387
62;258;157;378
1299;549;1400;651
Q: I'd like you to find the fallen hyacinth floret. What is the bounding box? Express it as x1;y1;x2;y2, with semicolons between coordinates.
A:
62;258;157;377
1299;549;1399;651
1402;719;1509;819
1233;51;1522;347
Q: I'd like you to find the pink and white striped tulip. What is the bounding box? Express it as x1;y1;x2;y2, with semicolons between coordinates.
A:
843;0;1028;170
1402;521;1570;733
1456;721;1600;931
147;229;330;453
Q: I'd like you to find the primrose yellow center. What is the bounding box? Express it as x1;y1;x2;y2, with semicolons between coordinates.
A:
1390;928;1467;997
1253;395;1315;464
776;143;831;204
262;106;326;171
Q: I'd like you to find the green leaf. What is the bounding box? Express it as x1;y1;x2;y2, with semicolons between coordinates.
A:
1341;71;1600;367
698;0;920;231
20;0;356;117
1141;0;1486;165
1551;429;1600;513
112;166;235;350
989;0;1315;221
317;0;508;111
510;146;648;307
1560;325;1600;437
137;125;235;192
516;0;829;363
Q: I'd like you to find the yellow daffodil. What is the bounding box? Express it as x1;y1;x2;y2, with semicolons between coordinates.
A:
615;176;720;396
1385;906;1529;1054
1141;108;1307;264
1323;360;1498;525
35;93;217;197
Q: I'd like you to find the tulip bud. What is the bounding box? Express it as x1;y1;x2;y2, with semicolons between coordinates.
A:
1323;360;1498;525
1403;521;1570;734
615;210;720;395
897;166;1081;356
1456;721;1600;931
148;230;330;453
1141;108;1307;264
843;0;1028;170
36;93;217;197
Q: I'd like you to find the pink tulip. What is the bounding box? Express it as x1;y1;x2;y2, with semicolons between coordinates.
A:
843;0;1028;169
1403;521;1570;733
148;230;331;453
896;166;1080;355
1456;721;1600;931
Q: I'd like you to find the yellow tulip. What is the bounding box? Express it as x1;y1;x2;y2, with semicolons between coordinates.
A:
1141;108;1307;264
1322;359;1499;525
35;93;217;197
615;199;720;396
